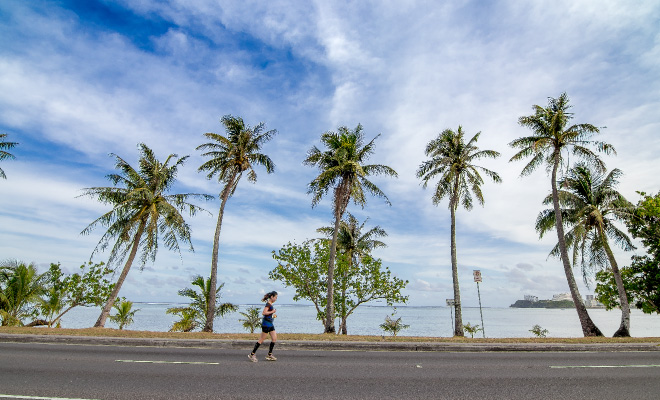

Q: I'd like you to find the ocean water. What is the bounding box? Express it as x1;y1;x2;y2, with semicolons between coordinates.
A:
58;304;659;338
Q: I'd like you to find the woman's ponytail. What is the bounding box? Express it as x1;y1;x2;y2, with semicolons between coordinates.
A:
262;291;278;302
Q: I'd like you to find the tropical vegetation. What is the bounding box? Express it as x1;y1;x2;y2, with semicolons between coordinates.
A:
166;275;238;332
379;312;409;337
0;132;18;179
271;238;408;334
536;164;633;336
304;124;397;333
238;306;262;333
595;191;660;315
0;260;114;327
109;299;139;330
79;143;212;328
509;92;615;337
417;126;501;337
196;115;276;332
317;213;388;334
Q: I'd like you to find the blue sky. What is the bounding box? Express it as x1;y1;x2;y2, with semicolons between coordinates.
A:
1;0;659;308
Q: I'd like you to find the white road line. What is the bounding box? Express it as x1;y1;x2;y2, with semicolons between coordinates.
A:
550;364;660;369
0;395;99;400
115;359;219;365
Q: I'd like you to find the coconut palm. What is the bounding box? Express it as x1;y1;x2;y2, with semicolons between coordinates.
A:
536;164;634;336
196;115;276;332
509;92;616;337
0;260;48;326
166;275;238;332
304;124;397;333
317;213;388;334
80;143;211;328
417;126;501;337
238;306;262;333
109;300;139;330
0;133;18;179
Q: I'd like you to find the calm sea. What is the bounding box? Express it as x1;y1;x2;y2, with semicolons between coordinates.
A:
59;304;658;338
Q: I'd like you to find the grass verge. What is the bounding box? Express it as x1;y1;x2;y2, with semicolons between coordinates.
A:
1;327;658;343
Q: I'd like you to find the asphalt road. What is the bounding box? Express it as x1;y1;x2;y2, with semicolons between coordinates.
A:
1;342;659;400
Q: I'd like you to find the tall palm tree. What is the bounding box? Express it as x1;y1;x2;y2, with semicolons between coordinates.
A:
417;126;501;337
166;276;237;332
80;143;211;328
304;124;397;333
196;115;276;332
536;164;634;336
0;133;18;179
317;213;388;334
509;92;615;337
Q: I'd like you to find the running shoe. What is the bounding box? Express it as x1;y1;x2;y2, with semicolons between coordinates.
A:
248;353;258;362
265;354;277;361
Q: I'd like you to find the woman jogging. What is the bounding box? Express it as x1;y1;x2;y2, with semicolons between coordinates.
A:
248;291;278;362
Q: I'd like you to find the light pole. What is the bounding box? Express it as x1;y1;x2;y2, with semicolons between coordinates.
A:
473;270;485;338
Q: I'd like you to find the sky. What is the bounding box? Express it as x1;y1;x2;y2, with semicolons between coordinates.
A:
1;0;659;309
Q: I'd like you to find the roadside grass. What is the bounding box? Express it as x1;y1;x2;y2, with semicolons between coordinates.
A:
1;327;658;343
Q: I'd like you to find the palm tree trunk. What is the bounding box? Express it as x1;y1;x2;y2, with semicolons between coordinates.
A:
599;229;630;337
550;152;603;337
94;220;146;328
203;175;236;332
324;212;340;334
450;195;464;337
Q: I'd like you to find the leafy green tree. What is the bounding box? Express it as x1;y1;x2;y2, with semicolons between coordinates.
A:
380;312;410;337
536;164;634;336
238;306;262;333
0;260;48;326
38;262;115;328
509;92;615;337
318;213;387;334
166;276;238;332
80;143;211;328
109;299;139;330
197;115;276;332
595;191;660;315
304;124;397;333
0;133;18;179
417;126;501;337
271;239;408;334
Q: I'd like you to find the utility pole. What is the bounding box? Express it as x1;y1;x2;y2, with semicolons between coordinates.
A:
473;270;485;338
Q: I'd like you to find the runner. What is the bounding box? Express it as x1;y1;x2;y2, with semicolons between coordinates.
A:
248;291;278;362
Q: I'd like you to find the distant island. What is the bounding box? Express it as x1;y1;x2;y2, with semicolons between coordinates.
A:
510;293;604;309
510;299;575;308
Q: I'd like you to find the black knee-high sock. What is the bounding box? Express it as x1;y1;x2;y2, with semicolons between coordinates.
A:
269;342;275;354
251;342;260;354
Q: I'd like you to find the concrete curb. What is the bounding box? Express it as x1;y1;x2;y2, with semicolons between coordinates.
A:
1;333;659;352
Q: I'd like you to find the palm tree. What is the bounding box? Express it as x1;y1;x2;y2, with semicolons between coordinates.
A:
317;213;388;334
417;126;501;337
304;124;397;333
0;260;48;326
80;143;211;328
197;115;276;332
109;300;139;330
166;275;238;332
509;92;616;337
536;164;634;336
0;133;18;179
238;306;262;333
